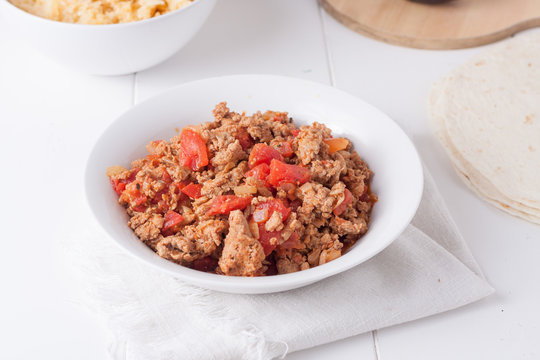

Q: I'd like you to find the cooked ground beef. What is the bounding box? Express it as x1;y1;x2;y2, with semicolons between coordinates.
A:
107;102;377;276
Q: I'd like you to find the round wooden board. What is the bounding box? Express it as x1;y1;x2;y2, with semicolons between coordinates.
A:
321;0;540;49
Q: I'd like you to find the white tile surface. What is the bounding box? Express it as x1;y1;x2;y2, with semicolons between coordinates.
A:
135;0;331;102
0;22;133;360
2;0;540;359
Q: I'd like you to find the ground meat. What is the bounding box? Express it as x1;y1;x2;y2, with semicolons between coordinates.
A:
265;210;284;232
218;210;265;276
280;213;302;243
296;182;335;222
210;140;247;170
183;219;227;249
330;216;368;237
276;250;309;274
108;102;376;276
156;235;196;264
200;162;248;198
294;123;331;165
241;112;274;143
128;213;164;241
310;157;347;186
155;219;226;265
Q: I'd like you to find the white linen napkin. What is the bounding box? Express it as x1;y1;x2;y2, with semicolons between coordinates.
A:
66;167;493;360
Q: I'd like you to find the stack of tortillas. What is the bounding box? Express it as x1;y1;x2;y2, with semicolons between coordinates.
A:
429;33;540;224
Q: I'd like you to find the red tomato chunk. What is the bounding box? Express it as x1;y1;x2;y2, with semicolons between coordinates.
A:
279;231;301;250
179;129;209;171
110;168;140;196
162;210;183;235
273;141;294;158
181;183;203;199
236;128;254;150
206;195;253;216
258;225;281;256
244;163;271;189
333;188;353;216
252;198;291;224
267;159;311;187
111;178;126;195
248;143;283;169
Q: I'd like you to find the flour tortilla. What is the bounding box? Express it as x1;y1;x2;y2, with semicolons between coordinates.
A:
430;77;540;217
431;91;540;224
429;34;540;224
431;34;540;212
455;167;540;225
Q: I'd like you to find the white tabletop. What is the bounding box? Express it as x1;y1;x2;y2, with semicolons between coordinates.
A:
1;1;540;359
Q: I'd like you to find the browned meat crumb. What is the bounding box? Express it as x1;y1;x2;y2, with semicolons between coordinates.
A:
219;210;265;276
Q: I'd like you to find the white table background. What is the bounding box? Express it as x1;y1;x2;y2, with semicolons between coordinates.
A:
1;1;539;359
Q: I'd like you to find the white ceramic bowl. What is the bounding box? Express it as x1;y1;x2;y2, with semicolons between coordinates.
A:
0;0;216;75
86;75;424;294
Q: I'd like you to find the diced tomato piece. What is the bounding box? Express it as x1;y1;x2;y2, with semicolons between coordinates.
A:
132;194;147;207
162;210;183;235
125;181;141;196
236;128;254;150
156;200;169;213
172;180;191;201
179;128;209;171
280;231;301;250
206;195;253;216
174;180;191;191
192;256;218;272
132;204;147;213
267;159;311;187
324;138;349;154
252;198;291;224
124;181;148;211
248;143;283;169
151;187;168;204
333;188;353;216
111;167;140;196
110;178;126;196
126;168;140;183
181;183;202;199
291;129;300;137
245;163;270;182
258;224;281;256
158;169;172;184
273;141;293;158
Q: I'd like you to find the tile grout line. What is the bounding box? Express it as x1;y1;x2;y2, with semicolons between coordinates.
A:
131;72;138;105
372;330;381;360
317;3;380;359
317;0;337;87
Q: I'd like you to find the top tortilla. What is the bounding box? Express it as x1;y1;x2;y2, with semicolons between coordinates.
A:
432;34;540;208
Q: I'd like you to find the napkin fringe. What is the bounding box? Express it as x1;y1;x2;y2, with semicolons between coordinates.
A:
64;231;288;360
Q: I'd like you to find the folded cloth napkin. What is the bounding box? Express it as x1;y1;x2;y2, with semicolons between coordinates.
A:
67;167;493;360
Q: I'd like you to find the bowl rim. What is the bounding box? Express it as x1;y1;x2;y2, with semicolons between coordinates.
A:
85;74;424;293
0;0;206;28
